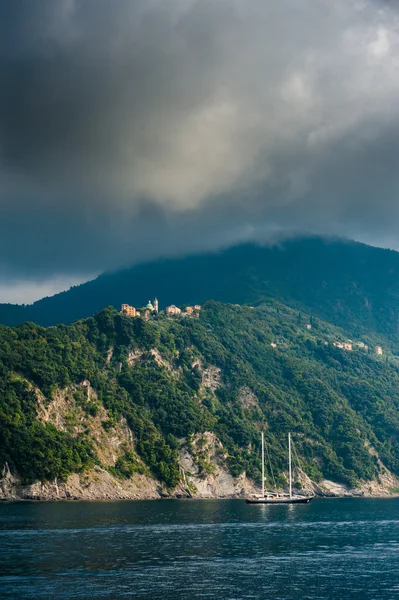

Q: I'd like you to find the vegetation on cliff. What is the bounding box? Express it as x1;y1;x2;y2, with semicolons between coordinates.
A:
1;301;399;490
3;237;399;351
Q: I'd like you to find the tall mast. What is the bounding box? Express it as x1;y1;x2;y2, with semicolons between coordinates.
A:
261;432;265;497
288;432;292;499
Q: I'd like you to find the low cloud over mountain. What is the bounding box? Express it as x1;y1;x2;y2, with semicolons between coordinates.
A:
1;0;399;299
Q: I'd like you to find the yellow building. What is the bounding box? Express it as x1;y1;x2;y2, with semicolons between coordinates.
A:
166;305;182;315
121;304;136;317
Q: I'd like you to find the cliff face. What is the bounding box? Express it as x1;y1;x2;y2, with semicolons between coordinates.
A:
1;407;398;501
0;464;160;501
2;302;399;501
36;382;135;470
0;379;258;501
2;448;399;501
0;430;258;501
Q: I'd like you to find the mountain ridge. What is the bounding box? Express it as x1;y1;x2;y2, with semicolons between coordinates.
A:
2;237;399;349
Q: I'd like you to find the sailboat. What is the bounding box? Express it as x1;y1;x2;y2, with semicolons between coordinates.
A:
245;432;314;504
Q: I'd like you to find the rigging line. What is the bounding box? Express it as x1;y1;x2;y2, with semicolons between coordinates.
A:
291;437;304;478
265;439;277;491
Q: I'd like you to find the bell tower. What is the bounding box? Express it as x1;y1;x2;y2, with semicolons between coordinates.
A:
154;297;159;313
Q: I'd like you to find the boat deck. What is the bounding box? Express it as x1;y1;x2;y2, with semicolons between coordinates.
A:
245;495;314;504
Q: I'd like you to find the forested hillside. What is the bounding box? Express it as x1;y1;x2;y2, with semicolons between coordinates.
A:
2;237;399;348
1;301;399;497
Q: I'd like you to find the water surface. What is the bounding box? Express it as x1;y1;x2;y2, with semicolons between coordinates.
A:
1;498;399;599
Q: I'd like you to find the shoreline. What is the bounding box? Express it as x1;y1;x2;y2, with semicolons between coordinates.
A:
3;463;399;503
2;492;399;503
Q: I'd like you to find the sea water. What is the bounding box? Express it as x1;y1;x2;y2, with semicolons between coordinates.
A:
1;498;399;599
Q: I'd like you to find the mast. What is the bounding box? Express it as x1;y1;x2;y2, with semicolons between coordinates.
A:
288;432;292;499
261;432;265;497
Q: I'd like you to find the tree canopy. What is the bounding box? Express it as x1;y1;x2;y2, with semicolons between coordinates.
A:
1;300;399;489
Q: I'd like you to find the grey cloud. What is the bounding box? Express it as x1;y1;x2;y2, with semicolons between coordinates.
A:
1;0;399;289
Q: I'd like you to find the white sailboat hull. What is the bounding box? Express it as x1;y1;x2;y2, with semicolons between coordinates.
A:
245;495;314;505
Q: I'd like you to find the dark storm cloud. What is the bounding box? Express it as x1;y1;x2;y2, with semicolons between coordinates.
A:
1;0;399;296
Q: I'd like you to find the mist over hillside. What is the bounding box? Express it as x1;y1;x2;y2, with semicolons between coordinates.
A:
1;237;399;348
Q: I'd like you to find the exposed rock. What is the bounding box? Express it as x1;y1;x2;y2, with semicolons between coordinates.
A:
315;480;353;497
2;460;399;502
179;432;257;498
312;444;399;497
0;463;19;500
238;386;259;410
313;469;399;498
192;357;222;394
105;347;113;364
0;466;161;501
3;387;399;501
355;461;399;497
127;348;144;366
1;430;257;501
127;347;181;378
37;382;137;468
200;366;221;394
149;348;181;378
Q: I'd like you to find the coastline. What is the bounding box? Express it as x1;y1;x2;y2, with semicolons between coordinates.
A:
2;493;399;503
2;465;399;502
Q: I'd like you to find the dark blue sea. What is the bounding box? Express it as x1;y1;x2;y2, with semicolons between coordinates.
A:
1;498;399;599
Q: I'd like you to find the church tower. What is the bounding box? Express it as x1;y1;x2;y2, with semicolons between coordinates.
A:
154;297;159;313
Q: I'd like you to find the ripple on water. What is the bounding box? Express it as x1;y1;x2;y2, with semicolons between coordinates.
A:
1;498;399;600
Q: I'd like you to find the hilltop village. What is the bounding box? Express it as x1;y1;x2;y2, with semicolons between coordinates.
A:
331;340;382;354
122;299;384;356
269;320;384;357
121;298;201;320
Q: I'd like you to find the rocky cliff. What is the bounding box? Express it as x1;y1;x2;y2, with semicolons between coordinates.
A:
2;302;399;501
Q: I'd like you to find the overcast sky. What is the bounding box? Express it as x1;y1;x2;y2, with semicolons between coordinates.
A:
1;0;399;303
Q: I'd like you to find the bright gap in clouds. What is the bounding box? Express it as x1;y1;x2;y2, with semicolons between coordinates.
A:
0;275;97;305
1;0;399;298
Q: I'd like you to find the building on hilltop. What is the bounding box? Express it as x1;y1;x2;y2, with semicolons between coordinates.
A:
121;304;136;317
166;305;181;316
333;341;352;351
145;298;158;312
166;303;201;317
375;346;383;355
122;297;158;318
355;342;369;351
